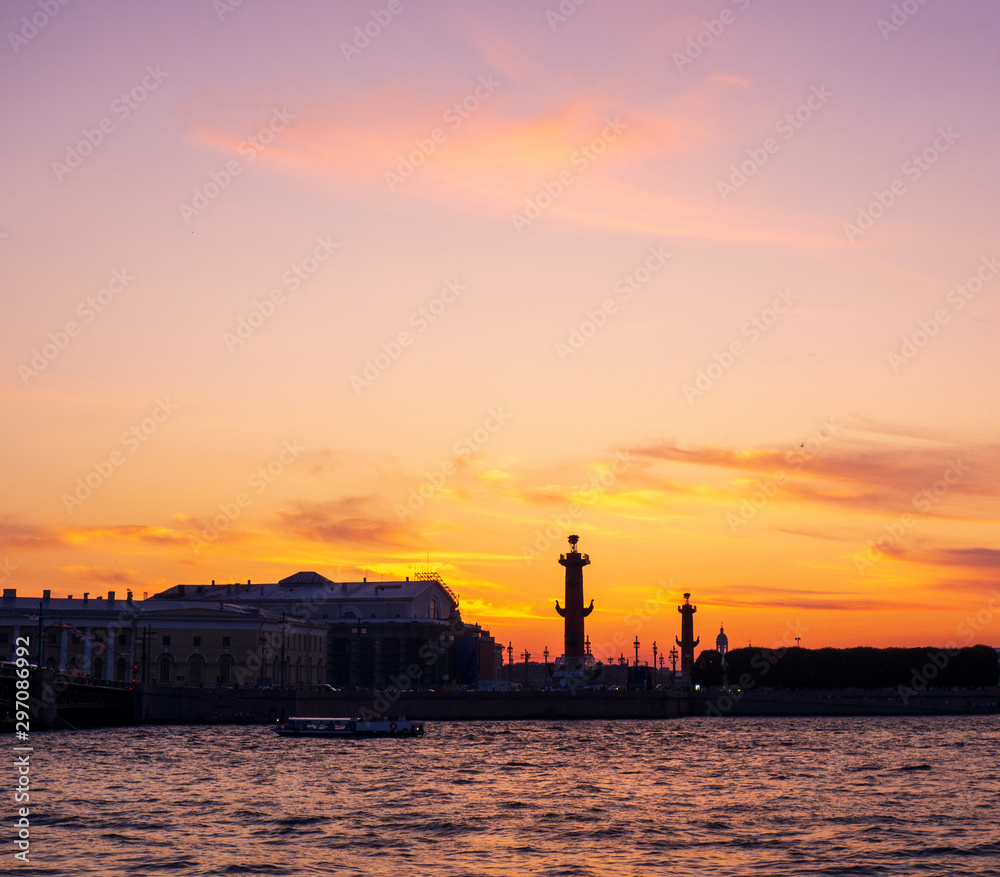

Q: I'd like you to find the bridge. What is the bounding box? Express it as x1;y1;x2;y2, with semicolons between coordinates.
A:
0;665;135;730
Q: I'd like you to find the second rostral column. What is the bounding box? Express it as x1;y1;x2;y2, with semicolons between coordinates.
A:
554;534;596;683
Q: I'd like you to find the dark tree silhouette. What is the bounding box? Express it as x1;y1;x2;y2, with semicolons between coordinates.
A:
691;649;724;687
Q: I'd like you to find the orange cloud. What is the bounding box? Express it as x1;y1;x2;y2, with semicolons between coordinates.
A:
186;85;843;249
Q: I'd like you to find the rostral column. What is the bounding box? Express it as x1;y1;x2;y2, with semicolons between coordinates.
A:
554;535;596;682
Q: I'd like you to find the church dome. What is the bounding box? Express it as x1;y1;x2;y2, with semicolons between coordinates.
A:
716;625;729;649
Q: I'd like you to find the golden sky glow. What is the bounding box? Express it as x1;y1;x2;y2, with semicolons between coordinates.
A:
2;1;998;660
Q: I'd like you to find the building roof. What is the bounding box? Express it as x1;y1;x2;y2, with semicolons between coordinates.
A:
152;571;459;610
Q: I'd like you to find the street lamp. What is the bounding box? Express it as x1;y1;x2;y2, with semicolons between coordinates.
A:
652;641;658;681
522;649;531;687
633;636;640;668
669;646;678;676
507;641;513;684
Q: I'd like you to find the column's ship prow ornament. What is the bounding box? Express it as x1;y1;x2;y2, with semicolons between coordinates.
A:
553;535;598;685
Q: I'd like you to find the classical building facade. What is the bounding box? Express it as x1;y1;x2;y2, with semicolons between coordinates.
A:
150;571;499;688
1;571;498;689
0;587;324;687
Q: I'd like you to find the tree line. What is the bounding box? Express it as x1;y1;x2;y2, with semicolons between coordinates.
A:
691;645;999;690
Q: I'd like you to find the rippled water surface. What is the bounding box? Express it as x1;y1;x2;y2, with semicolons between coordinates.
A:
23;717;1000;876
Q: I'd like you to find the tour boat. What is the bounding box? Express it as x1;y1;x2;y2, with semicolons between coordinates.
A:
275;716;425;738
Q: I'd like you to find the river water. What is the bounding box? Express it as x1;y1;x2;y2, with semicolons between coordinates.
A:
19;716;1000;876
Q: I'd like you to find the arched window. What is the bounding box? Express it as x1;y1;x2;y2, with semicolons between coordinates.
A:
93;656;104;679
342;609;357;619
189;655;205;685
158;656;172;683
219;655;234;684
116;656;128;682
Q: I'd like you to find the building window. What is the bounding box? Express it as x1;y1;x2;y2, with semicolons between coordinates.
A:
116;656;128;682
189;656;204;685
193;636;201;647
429;599;439;619
48;633;57;645
162;635;171;647
219;655;234;684
71;634;80;645
93;657;104;679
0;632;8;644
159;656;171;683
222;637;230;648
118;634;127;645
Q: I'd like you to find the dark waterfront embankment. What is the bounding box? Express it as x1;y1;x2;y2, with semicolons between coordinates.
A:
5;672;997;730
133;684;1000;726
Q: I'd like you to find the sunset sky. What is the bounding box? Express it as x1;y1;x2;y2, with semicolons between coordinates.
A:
3;0;998;661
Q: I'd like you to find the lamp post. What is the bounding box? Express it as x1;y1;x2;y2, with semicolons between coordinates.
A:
669;646;678;677
507;642;513;685
652;641;658;682
522;649;531;687
585;635;591;655
543;646;549;668
619;653;626;688
633;636;640;668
